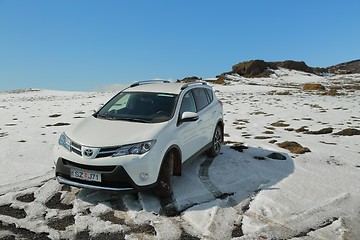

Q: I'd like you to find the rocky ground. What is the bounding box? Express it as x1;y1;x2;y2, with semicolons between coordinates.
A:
0;69;359;239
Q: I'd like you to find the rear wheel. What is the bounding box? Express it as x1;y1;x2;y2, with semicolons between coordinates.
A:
155;152;174;198
206;125;222;157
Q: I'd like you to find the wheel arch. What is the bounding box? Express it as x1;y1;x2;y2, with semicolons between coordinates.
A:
160;145;182;178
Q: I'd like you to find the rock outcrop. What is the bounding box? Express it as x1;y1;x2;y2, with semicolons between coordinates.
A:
229;60;327;78
326;59;360;74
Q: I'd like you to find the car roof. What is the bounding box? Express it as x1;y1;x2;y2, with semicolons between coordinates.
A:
123;81;212;94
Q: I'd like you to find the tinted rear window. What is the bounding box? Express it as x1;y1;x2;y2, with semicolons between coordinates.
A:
192;88;210;111
205;88;214;102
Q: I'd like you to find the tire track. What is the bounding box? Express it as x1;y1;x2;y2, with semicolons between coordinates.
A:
197;155;346;238
197;155;297;238
198;155;249;207
198;156;223;198
197;155;246;238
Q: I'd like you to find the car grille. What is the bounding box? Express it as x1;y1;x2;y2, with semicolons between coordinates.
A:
70;141;82;156
70;141;120;158
62;159;117;172
96;146;119;158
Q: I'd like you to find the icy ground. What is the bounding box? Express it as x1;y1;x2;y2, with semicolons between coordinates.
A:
0;69;359;239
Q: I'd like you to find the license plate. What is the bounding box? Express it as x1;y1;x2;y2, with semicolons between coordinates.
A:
70;169;101;182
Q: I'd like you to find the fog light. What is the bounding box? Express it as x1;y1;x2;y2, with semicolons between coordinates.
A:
139;172;149;181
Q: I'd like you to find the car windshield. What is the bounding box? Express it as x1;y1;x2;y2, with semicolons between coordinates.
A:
96;92;178;123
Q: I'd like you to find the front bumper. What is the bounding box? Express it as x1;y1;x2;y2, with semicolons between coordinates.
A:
55;158;157;192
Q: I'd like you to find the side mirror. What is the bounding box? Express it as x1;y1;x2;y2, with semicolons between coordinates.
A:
180;111;199;122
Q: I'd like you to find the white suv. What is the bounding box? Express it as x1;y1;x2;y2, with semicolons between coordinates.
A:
54;81;223;196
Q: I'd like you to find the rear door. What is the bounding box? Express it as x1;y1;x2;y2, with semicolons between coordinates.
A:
191;88;214;145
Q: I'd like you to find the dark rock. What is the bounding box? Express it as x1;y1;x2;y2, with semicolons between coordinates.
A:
214;74;226;84
271;121;290;127
232;223;244;237
232;60;276;78
230;144;248;152
276;60;313;73
303;83;326;91
304;127;333;135
49;114;61;118
48;215;75;231
45;192;73;210
16;193;35;203
277;141;311;154
333;128;360;136
177;76;202;83
99;212;125;225
0;204;27;219
295;126;309;133
228;59;327;78
327;59;360;74
267;152;287;160
0;220;50;240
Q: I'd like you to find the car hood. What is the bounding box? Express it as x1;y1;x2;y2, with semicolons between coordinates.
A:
66;116;167;147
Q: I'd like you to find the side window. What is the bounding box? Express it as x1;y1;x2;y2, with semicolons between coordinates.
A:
179;91;197;116
205;88;214;102
192;88;210;111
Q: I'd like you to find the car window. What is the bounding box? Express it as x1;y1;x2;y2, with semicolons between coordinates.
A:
97;92;177;123
108;93;130;112
205;88;214;102
192;88;210;111
179;91;197;116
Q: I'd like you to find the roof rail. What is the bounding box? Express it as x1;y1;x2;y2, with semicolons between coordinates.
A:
130;80;170;87
180;81;209;90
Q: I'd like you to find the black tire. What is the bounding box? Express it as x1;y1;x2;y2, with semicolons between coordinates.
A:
155;152;174;198
206;125;222;157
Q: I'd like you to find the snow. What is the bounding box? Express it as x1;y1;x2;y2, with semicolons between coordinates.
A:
0;70;359;239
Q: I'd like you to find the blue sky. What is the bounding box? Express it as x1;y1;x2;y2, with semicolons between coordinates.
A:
0;0;359;91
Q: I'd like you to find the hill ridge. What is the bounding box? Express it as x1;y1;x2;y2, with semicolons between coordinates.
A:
179;59;360;82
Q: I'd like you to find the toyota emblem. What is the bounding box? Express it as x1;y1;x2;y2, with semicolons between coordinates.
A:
84;148;93;157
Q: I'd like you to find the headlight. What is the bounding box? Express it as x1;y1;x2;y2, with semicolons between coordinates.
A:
58;132;71;151
112;140;156;157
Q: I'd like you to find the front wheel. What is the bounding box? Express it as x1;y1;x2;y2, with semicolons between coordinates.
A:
155;152;174;198
206;125;222;157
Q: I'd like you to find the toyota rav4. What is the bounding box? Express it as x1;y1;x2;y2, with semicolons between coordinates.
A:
53;81;224;196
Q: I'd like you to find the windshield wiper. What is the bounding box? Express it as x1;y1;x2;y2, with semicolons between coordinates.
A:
96;114;118;120
117;117;150;123
97;114;150;123
96;113;106;119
